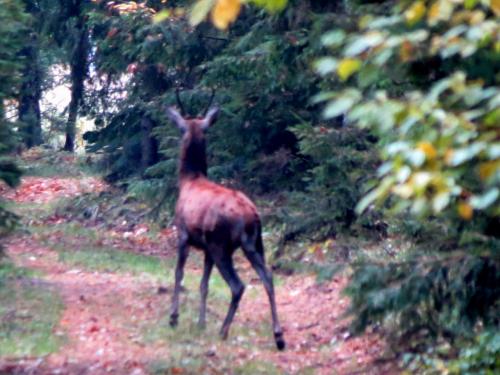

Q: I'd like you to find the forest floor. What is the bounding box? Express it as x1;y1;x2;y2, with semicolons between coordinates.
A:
0;149;399;375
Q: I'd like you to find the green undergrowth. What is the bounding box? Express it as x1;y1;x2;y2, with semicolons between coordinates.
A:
147;357;282;375
271;232;409;284
52;191;170;234
18;150;100;178
29;222;167;278
0;258;64;357
57;246;171;279
3;200;59;223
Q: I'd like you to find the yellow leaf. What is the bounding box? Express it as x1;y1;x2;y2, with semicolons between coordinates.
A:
405;1;427;26
458;202;473;220
308;244;320;253
211;0;242;30
444;149;454;165
492;0;500;17
417;142;437;160
153;9;170;23
478;161;500;180
400;40;413;62
337;58;362;81
428;1;441;25
469;10;485;25
428;0;453;24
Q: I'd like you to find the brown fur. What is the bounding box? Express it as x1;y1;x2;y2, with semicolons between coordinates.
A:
177;178;259;246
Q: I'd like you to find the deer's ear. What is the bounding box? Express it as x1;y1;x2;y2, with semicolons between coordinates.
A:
166;107;187;131
201;107;219;130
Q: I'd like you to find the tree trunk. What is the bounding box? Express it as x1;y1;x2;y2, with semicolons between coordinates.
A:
140;116;159;176
64;11;88;152
18;36;42;148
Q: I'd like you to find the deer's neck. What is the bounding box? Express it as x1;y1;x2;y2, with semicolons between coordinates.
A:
179;136;207;181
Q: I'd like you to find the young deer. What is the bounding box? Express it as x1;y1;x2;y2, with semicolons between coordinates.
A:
166;105;285;350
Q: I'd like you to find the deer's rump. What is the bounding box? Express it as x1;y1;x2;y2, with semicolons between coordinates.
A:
176;178;260;249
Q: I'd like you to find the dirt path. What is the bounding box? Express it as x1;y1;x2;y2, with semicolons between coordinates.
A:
5;236;169;374
1;174;397;374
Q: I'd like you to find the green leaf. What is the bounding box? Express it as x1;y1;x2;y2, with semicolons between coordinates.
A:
321;30;346;47
447;143;485;166
357;65;379;88
189;0;215;26
487;143;500;159
344;32;384;56
470;188;499;210
153;9;171;23
322;90;361;119
251;0;288;12
433;192;450;212
356;188;379;214
310;91;337;104
314;57;338;75
323;97;355;118
407;150;426;167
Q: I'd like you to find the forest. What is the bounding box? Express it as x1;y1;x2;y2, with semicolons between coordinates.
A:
0;0;499;373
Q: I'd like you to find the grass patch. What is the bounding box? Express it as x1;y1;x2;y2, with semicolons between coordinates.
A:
3;200;58;221
57;246;171;279
234;360;282;374
0;260;35;280
36;222;99;241
147;357;283;375
33;223;171;278
18;151;100;178
0;258;64;357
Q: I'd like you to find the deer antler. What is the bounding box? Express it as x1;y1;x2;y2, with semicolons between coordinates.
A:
203;88;216;116
175;87;186;116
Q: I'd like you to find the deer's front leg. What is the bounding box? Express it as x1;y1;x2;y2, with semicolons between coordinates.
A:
170;234;189;327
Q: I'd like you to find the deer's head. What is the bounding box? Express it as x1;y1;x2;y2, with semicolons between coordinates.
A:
165;90;219;178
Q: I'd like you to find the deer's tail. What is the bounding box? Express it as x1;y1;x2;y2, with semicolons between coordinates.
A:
255;220;265;256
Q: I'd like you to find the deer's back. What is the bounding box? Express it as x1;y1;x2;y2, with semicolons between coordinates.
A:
176;178;260;247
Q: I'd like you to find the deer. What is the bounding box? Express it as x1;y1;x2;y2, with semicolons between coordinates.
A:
165;96;285;350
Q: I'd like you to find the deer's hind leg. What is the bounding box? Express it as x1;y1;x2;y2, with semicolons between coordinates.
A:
241;234;285;350
210;246;245;340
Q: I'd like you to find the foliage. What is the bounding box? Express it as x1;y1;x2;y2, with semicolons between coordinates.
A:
447;330;500;374
316;0;499;219
316;0;500;369
83;1;387;246
0;0;28;102
401;329;500;374
346;253;500;339
0;0;28;242
0;0;28;174
285;121;379;238
189;0;288;30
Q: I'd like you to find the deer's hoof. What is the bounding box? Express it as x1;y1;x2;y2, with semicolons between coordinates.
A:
219;328;229;341
275;332;286;351
169;314;178;327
